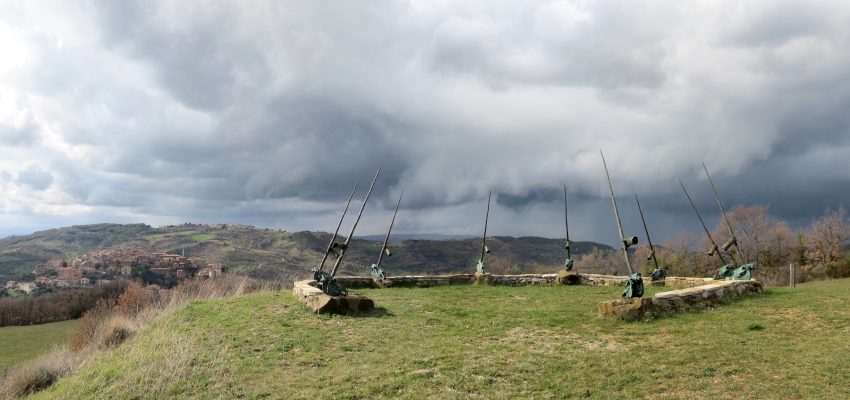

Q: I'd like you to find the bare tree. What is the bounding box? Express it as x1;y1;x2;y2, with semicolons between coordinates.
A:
711;205;771;265
577;247;624;275
806;207;849;265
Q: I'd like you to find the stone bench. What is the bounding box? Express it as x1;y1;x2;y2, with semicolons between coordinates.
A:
597;279;764;321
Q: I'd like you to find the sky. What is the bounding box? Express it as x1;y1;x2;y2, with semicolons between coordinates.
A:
1;0;849;246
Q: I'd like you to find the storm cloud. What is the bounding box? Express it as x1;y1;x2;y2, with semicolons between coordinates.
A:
0;0;849;245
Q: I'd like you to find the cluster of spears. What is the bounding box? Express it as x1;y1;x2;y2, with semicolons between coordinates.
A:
312;152;755;298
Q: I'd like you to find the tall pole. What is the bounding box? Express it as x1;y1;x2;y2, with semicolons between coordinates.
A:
317;181;358;272
479;191;492;265
634;193;659;270
330;165;382;277
600;150;634;274
375;191;403;269
563;184;571;261
681;182;729;265
702;163;743;263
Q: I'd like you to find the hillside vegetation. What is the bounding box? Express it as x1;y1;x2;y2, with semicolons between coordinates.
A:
0;320;79;372
0;224;611;284
30;278;850;399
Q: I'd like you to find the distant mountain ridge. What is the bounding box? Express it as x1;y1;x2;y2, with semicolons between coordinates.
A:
355;233;478;242
0;223;613;284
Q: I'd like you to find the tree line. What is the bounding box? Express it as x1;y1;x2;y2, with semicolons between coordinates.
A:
0;280;130;327
577;205;849;284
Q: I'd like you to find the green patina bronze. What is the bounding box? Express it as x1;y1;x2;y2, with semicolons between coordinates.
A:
370;264;386;280
650;266;666;282
564;257;574;271
713;264;736;280
622;273;644;298
731;263;754;280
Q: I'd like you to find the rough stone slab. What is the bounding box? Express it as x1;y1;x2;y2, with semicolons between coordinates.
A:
598;280;763;321
488;273;558;286
597;298;652;320
293;280;375;314
556;270;581;285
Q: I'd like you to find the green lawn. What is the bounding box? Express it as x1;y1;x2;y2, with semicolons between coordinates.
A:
33;279;850;399
0;320;79;372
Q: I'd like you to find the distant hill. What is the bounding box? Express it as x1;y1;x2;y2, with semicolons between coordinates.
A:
0;224;612;284
355;233;477;242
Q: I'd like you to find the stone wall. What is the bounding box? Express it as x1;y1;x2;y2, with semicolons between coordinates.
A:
334;273;722;289
577;274;715;288
597;279;764;321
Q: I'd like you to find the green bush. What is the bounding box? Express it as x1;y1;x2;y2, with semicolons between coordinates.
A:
811;255;850;280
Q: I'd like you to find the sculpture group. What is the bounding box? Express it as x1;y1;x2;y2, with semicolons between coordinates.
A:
310;153;756;299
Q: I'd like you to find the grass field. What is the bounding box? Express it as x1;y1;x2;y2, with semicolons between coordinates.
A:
0;320;79;372
30;279;850;399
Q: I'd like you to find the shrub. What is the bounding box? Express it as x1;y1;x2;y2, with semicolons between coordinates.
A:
0;348;80;398
809;254;850;280
70;298;116;351
117;283;151;316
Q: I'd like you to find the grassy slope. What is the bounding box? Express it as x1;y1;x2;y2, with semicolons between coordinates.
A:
34;279;850;399
0;320;79;372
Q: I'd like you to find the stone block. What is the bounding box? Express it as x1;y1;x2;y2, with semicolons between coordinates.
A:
556;270;581;285
292;280;375;314
597;297;652;320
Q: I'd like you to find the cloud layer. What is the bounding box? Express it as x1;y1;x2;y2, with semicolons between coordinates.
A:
1;0;849;244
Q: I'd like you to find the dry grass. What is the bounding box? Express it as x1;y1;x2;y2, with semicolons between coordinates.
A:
0;348;84;399
0;276;278;399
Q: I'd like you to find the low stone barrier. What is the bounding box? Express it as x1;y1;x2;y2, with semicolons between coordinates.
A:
334;273;719;289
597;279;764;321
335;274;478;288
293;280;375;314
578;274;715;288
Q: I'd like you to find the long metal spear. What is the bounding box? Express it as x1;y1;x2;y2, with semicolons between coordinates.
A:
317;181;358;272
477;191;492;273
634;193;658;271
681;182;729;265
600;150;635;274
375;191;403;271
563;184;572;261
330;165;382;277
702;163;743;263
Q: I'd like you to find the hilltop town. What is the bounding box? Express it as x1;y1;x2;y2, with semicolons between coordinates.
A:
4;248;221;296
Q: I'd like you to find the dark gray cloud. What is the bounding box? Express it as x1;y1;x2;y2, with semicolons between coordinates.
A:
1;0;849;245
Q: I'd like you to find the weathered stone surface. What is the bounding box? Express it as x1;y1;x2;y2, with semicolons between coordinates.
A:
597;297;652;320
321;273;750;291
598;279;764;320
474;272;493;285
556;270;581;285
292;280;375;314
489;273;558;286
336;274;477;288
